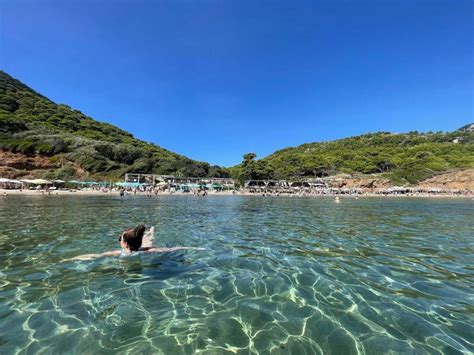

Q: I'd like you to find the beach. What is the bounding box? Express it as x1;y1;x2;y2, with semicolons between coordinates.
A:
1;188;472;198
1;1;472;353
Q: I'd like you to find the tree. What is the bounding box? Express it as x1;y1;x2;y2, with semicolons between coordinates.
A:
237;153;273;182
243;153;256;164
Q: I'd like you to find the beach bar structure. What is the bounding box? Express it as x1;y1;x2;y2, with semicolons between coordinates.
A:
124;173;236;190
245;179;328;193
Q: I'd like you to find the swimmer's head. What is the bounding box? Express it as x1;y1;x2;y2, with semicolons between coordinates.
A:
119;224;145;251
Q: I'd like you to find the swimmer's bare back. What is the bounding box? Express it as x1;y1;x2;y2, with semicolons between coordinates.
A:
65;250;120;261
64;247;205;262
140;246;206;253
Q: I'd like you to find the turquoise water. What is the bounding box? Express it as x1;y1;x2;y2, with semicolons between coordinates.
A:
0;195;473;354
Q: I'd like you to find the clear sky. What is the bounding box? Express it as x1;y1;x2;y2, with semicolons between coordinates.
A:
1;0;472;166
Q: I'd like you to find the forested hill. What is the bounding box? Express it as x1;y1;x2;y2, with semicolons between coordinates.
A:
1;70;472;184
0;71;227;179
231;126;474;185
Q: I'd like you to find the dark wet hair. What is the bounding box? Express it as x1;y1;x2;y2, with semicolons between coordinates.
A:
120;225;145;251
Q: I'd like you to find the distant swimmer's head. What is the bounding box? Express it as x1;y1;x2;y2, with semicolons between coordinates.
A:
119;224;146;252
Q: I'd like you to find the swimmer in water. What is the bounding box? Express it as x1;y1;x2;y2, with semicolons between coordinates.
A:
65;225;203;261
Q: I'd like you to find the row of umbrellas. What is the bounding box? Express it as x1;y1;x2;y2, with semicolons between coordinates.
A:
176;182;223;189
1;178;225;188
0;178;157;187
115;182;146;188
0;178;64;185
114;182;225;189
115;181;169;188
0;178;107;185
69;180;109;186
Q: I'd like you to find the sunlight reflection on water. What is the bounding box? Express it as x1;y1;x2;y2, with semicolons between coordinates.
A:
0;195;473;353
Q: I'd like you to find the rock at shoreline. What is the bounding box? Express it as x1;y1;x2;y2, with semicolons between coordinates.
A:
417;169;474;190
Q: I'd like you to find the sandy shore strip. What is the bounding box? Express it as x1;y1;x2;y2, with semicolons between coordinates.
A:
0;189;237;197
1;188;472;198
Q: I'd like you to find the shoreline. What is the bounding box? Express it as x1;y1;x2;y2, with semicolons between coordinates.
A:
1;189;472;199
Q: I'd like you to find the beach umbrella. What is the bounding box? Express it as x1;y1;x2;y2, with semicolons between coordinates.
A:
8;179;22;184
116;182;143;188
0;178;22;185
30;179;52;184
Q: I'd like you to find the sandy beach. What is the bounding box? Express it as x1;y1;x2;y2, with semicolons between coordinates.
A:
1;188;472;198
0;188;237;197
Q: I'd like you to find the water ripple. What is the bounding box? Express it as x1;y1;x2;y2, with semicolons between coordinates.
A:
0;195;473;353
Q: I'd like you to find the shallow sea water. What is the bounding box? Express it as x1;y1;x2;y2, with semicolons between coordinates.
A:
0;195;473;354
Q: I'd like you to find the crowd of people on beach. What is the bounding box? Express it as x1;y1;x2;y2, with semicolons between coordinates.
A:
0;177;472;198
1;185;472;198
246;187;473;198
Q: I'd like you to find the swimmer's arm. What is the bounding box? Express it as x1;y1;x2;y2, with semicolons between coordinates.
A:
144;246;205;253
64;250;120;261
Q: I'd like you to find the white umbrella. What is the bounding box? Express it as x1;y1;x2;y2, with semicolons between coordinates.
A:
30;179;52;184
0;178;22;185
8;179;22;184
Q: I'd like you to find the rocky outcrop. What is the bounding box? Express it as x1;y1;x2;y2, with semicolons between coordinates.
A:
0;150;54;171
324;170;473;191
417;169;474;190
325;174;393;189
458;123;474;132
0;150;85;179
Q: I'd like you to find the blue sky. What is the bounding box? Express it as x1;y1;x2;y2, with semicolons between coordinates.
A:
1;0;472;166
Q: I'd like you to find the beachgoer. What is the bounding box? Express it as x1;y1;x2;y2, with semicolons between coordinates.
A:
65;225;203;261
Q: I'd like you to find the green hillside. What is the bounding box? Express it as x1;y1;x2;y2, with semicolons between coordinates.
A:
231;127;474;185
0;71;227;179
1;70;472;185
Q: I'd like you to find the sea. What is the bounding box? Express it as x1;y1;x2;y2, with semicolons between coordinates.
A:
0;195;472;354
